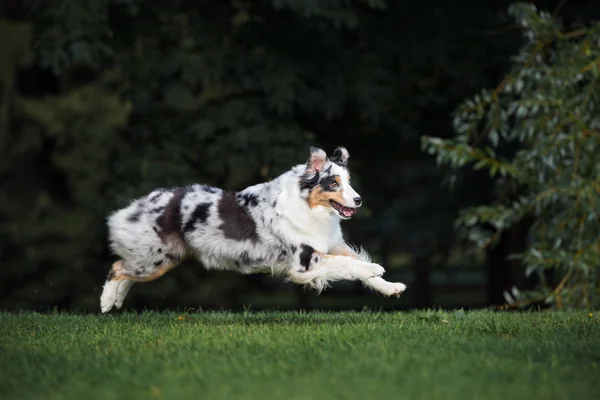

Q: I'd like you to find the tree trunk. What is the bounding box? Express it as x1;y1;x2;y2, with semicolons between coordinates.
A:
488;220;534;306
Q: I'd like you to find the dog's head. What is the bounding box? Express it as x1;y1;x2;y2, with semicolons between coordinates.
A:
298;146;362;220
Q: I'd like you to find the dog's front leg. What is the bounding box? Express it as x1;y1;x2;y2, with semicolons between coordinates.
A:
361;276;407;297
288;244;406;297
287;245;383;292
329;242;368;261
328;242;407;297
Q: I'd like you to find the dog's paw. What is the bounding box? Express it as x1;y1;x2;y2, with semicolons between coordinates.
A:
387;282;407;297
370;279;407;297
100;281;118;313
114;298;124;310
361;262;385;278
100;295;115;313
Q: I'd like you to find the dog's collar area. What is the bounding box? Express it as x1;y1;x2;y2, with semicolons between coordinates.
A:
330;200;357;218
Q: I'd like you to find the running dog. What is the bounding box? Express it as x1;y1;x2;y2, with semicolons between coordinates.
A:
100;146;407;313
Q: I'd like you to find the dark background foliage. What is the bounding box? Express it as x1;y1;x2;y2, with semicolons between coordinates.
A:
0;0;597;312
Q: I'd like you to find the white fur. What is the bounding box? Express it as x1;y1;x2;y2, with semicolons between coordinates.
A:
100;280;120;313
288;257;385;293
114;280;135;309
275;168;345;252
363;277;407;297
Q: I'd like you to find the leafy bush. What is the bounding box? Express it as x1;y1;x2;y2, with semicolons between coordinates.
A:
423;3;600;309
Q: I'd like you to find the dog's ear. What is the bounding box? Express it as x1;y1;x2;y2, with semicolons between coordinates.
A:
330;146;350;167
307;146;327;173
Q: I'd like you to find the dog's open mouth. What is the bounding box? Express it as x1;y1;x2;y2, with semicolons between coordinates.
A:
330;200;357;218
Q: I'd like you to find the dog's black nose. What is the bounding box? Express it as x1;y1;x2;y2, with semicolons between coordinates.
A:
354;197;362;206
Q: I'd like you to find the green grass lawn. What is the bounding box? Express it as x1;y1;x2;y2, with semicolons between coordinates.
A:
1;310;598;400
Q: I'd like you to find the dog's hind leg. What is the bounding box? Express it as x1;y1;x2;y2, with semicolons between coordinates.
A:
114;279;135;310
100;259;181;313
101;260;138;313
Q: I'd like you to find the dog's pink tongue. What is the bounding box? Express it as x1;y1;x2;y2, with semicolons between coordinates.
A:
342;207;355;217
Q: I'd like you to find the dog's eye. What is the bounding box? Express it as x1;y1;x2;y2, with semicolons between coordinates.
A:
329;181;339;188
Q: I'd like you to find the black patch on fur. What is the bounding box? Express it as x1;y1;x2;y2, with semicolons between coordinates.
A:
154;260;162;267
330;147;348;167
135;269;143;276
202;185;218;194
278;249;289;262
299;244;314;270
165;253;177;261
155;188;186;243
153;226;159;234
299;171;320;191
290;245;297;254
183;202;211;232
217;192;259;242
238;193;260;208
127;205;144;223
272;200;277;207
240;251;251;264
319;175;340;192
148;191;164;203
182;185;197;193
157;248;162;253
150;206;165;214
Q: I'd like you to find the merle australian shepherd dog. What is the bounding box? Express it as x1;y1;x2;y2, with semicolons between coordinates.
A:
101;146;407;312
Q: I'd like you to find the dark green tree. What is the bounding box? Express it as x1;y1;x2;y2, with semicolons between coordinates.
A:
423;3;600;309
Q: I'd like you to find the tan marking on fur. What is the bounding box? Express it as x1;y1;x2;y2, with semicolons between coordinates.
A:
128;262;180;282
109;259;182;283
308;187;345;209
109;260;125;279
309;251;339;262
329;243;360;259
312;250;359;264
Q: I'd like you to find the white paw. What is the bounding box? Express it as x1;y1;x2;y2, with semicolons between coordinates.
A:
366;278;406;297
114;298;124;310
362;262;385;278
114;280;134;309
100;294;115;313
100;281;119;313
382;282;407;297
